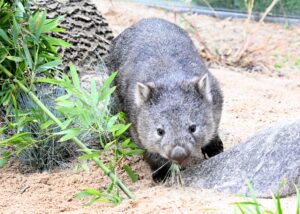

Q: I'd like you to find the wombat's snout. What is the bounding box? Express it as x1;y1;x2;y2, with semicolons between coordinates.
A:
169;145;191;164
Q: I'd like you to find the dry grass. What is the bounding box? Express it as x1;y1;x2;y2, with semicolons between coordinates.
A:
178;0;283;70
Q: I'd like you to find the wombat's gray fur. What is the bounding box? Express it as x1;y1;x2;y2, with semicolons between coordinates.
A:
107;18;224;181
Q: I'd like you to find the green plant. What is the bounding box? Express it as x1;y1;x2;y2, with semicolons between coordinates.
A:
0;0;136;200
0;0;71;161
0;0;69;108
0;0;78;171
234;180;300;214
39;64;144;203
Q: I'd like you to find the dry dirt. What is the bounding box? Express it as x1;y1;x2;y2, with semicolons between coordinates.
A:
1;0;300;213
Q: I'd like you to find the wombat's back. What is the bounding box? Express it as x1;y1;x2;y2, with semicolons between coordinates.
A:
107;18;207;84
107;18;222;124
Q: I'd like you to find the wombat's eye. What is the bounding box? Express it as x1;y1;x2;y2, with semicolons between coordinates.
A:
157;128;165;136
188;125;197;133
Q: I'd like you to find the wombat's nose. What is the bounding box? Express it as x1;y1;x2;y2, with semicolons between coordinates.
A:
169;146;190;164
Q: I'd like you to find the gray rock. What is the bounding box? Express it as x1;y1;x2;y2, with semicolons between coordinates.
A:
183;119;300;198
32;0;113;75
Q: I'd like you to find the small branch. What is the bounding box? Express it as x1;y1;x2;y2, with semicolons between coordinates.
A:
259;0;280;24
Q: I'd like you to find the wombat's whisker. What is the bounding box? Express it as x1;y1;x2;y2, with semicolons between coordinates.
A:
151;160;171;176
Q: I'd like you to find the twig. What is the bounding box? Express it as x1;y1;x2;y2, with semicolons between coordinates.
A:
235;0;279;65
259;0;280;24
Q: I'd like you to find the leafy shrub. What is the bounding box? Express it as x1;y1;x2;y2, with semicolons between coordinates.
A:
0;0;76;170
0;0;136;201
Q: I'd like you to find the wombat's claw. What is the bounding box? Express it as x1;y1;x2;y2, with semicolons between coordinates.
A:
201;147;208;159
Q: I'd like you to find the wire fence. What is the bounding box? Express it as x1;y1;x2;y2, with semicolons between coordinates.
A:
132;0;300;22
192;0;300;18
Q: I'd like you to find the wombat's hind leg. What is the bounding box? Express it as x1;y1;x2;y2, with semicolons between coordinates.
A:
201;135;223;158
144;152;172;182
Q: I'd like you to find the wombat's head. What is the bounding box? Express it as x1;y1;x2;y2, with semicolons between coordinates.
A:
134;74;215;164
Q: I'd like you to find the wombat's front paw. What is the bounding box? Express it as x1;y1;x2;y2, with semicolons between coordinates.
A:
152;163;172;182
201;135;223;158
144;152;172;182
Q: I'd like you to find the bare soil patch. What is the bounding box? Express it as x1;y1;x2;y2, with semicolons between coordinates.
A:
1;0;300;213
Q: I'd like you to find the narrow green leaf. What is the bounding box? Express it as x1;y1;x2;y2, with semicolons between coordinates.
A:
55;93;72;102
41;16;63;33
0;48;8;63
101;72;117;91
98;86;116;101
12;17;20;45
51;27;66;33
0;132;31;145
0;29;12;44
56;100;76;108
275;179;286;214
29;10;39;34
55;128;81;142
0;151;11;168
40;120;55;129
69;63;80;89
122;139;139;149
79;152;101;160
104;140;115;150
74;191;92;199
38;78;64;85
234;201;261;206
295;185;300;214
16;1;25;15
35;10;47;39
123;164;138;183
107;177;117;193
245;180;261;214
22;39;33;69
124;149;144;156
84;188;102;196
36;59;61;73
45;36;72;47
107;115;118;130
61;118;73;130
115;123;131;137
234;204;247;214
0;159;7;168
6;56;23;62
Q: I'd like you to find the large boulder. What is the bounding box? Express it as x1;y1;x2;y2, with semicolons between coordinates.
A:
33;0;114;75
183;119;300;198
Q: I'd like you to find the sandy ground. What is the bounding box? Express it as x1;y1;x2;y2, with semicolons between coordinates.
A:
1;0;300;213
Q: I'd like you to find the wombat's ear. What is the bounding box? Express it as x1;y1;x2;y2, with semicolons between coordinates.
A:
135;82;155;106
196;74;212;102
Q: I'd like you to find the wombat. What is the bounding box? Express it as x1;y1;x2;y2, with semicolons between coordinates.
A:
107;18;224;181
